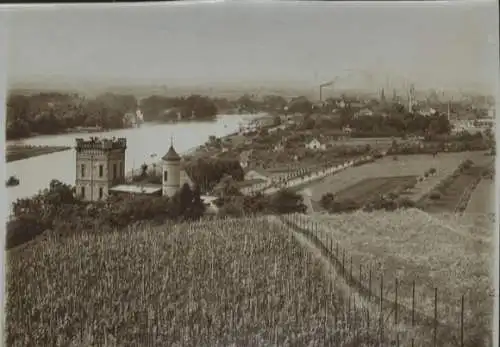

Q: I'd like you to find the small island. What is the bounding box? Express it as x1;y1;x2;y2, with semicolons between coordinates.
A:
6;144;71;163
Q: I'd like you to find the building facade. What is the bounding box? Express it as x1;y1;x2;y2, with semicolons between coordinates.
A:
75;137;127;201
162;145;182;197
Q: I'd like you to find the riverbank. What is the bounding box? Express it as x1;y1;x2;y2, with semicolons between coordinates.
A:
6;112;263;142
126;130;241;178
6;145;72;163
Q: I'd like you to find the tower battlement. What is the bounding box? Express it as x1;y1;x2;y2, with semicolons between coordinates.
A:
75;137;127;152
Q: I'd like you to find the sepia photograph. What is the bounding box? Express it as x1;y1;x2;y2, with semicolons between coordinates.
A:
1;1;498;346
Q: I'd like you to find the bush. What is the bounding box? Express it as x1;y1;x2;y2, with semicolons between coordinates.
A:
397;198;416;209
320;193;335;209
329;199;361;213
268;189;307;214
429;192;442;200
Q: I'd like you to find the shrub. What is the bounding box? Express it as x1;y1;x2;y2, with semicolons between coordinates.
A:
429;192;442;200
329;199;361;213
397;198;416;209
320;193;335;209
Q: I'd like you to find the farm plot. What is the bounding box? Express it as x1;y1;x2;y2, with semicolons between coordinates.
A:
292;209;494;347
334;176;417;203
421;164;492;213
7;217;385;347
465;178;495;214
307;152;480;202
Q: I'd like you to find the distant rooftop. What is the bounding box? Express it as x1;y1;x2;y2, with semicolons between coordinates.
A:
75;137;127;151
109;184;162;195
162;145;181;161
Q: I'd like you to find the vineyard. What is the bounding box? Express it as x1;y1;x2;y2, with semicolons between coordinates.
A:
7;217;390;347
5;211;494;346
282;210;494;346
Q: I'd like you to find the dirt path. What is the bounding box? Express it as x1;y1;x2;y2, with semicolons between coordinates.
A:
270;214;463;347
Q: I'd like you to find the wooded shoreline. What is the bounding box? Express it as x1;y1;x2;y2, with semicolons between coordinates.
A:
6;145;71;163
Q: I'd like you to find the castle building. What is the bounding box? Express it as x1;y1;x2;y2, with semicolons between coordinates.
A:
161;140;194;197
75;137;127;201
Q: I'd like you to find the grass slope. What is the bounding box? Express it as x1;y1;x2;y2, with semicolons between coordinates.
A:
301;209;494;347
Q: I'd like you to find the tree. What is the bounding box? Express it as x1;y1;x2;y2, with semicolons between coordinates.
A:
287;96;313;114
272;115;282;127
268;189;307;214
320;193;335;210
141;163;148;177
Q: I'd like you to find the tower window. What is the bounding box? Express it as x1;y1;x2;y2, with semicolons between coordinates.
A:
99;165;104;178
113;163;117;179
163;171;168;181
80;186;85;198
81;164;85;178
99;187;104;199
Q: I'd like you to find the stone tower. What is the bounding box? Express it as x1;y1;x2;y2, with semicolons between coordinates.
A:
161;139;182;197
75;137;127;201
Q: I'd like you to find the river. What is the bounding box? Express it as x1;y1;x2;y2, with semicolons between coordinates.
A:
6;113;261;209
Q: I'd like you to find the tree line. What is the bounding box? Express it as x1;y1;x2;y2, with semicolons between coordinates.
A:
6;92;137;140
7;176;307;249
6;92;222;140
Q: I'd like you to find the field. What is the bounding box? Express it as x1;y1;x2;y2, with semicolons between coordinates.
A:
420;164;491;213
288;209;494;346
333;176;417;202
306;151;490;202
465;177;495;214
6;144;71;162
7;217;393;347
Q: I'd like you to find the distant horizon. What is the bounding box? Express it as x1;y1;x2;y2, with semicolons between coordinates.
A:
5;1;498;97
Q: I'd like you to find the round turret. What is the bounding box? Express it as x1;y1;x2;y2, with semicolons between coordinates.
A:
162;144;181;197
162;146;181;162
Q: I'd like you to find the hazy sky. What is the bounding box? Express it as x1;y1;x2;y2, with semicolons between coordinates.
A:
4;1;499;92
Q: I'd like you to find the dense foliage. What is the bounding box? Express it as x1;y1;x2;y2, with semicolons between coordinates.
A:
6;92;137;139
6;92;222;140
216;189;307;217
140;94;218;121
6;180;206;249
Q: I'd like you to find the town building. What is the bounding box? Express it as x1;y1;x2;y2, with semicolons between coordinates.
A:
161;140;195;197
75;137;194;201
305;138;326;151
75;137;127;201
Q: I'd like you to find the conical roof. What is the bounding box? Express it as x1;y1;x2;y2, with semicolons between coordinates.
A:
162;145;181;161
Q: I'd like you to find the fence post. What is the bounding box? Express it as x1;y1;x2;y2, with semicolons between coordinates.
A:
395;278;398;325
342;249;345;275
368;267;372;301
412;280;415;326
380;273;384;344
433;287;438;347
350;255;353;281
359;263;363;284
461;294;464;347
